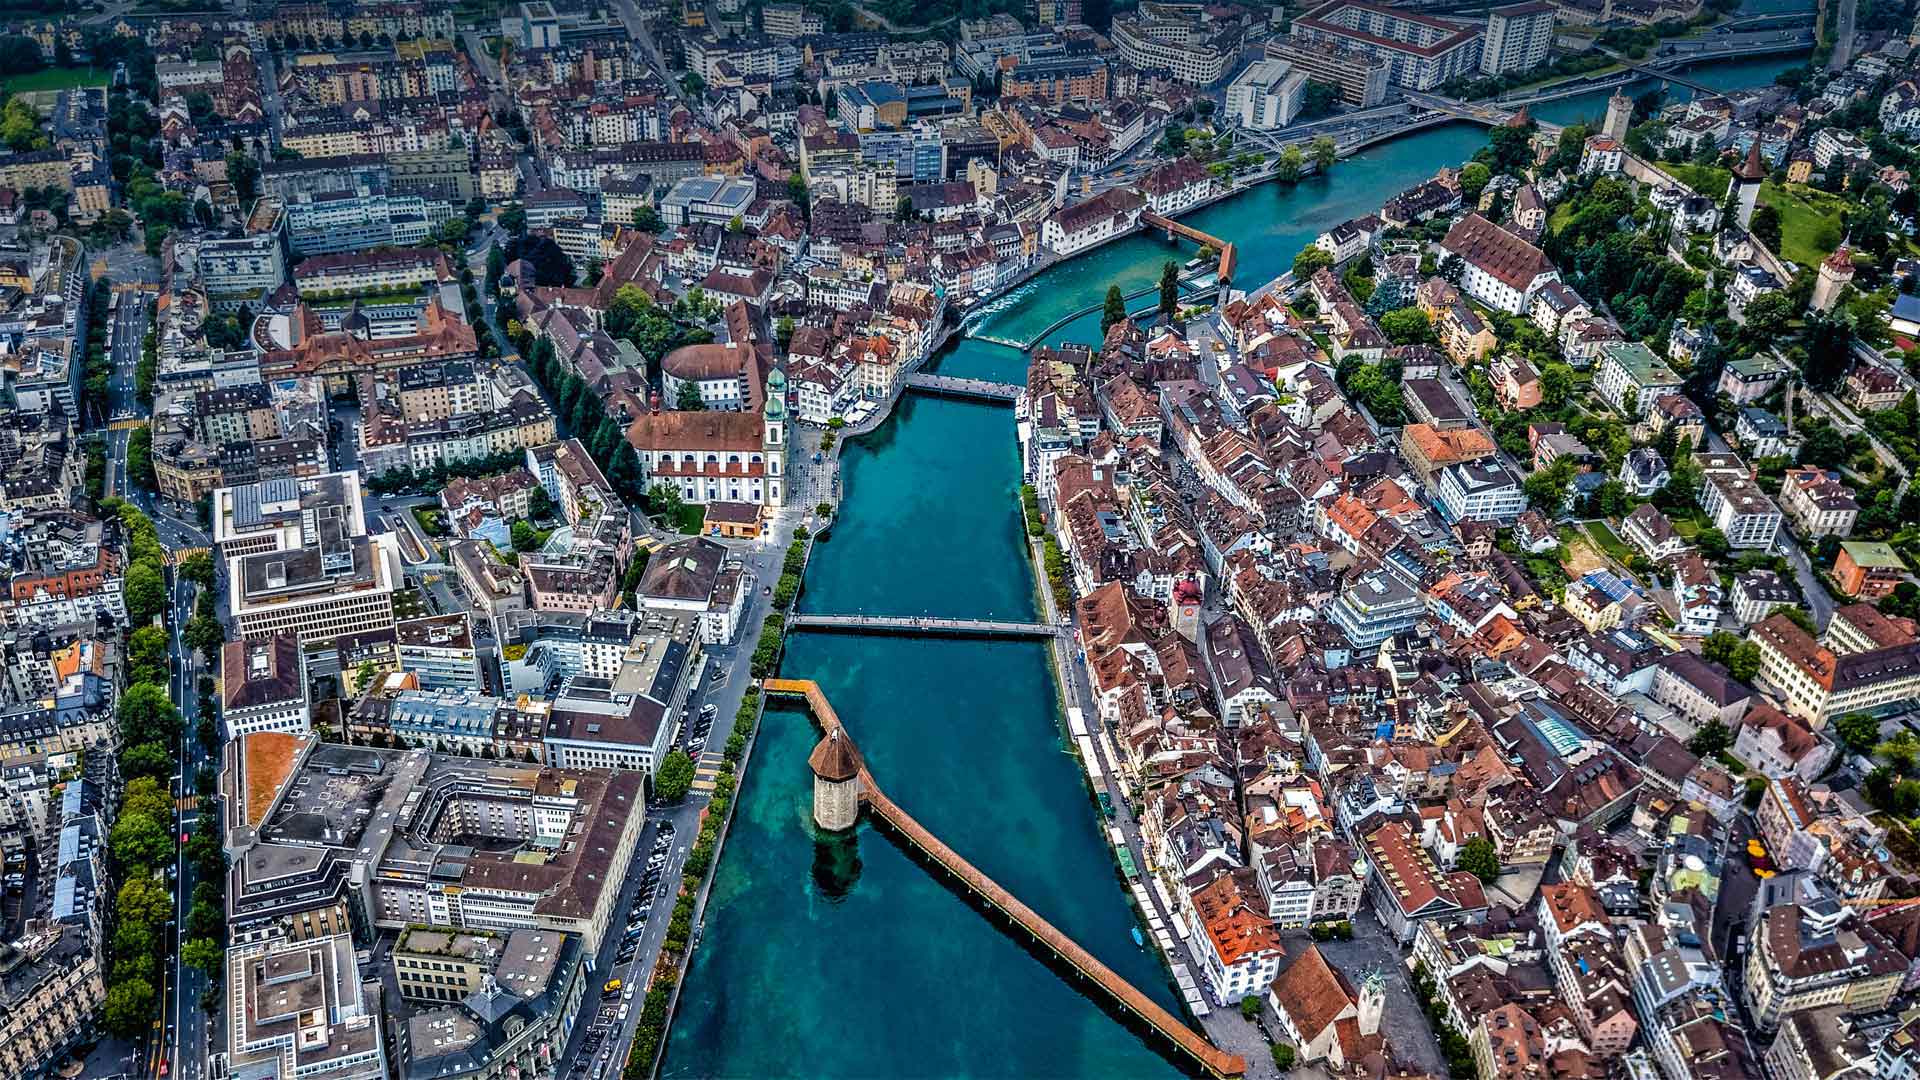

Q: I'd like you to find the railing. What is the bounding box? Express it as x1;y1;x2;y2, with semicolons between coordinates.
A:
787;613;1058;638
763;678;1246;1079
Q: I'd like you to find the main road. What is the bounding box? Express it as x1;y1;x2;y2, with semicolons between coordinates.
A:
167;566;216;1080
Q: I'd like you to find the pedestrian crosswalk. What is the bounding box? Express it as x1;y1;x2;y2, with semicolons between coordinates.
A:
690;751;728;792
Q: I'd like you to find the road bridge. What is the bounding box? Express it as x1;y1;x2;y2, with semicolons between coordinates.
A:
787;613;1057;637
900;373;1025;404
1608;30;1816;91
765;678;1247;1079
1402;93;1565;134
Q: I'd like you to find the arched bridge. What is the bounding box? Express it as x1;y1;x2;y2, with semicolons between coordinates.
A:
766;678;1247;1079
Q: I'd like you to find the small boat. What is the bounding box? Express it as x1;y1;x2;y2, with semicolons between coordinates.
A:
1131;927;1145;949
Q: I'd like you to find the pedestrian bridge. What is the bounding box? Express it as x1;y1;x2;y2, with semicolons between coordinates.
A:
787;613;1058;638
900;373;1025;403
764;678;1247;1080
1139;212;1237;285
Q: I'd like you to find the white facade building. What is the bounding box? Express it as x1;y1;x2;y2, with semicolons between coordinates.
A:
1226;60;1308;130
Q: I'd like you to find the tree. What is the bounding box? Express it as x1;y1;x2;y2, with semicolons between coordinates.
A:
675;379;706;410
118;683;182;747
1379;307;1436;346
1458;836;1500;883
1101;284;1127;334
182;936;225;977
124;559;165;626
785;174;809;215
109;811;170;869
1308;135;1337;171
1696;527;1730;561
1741;291;1796;343
103;978;157;1037
1292;244;1333;281
1459;162;1492;204
654;750;696;802
1701;630;1742;668
511;519;539;552
0;96;46;153
1158;260;1179;319
1271;1043;1297;1071
1687;718;1733;757
1834;712;1881;756
1240;995;1261;1020
1750;202;1782;252
1769;604;1817;635
1274;145;1304;183
184;613;223;665
1883;581;1920;620
226;150;260;203
120;742;174;782
178;550;215;588
1880;731;1920;777
1729;641;1762;684
128;624;169;685
1524;457;1576;512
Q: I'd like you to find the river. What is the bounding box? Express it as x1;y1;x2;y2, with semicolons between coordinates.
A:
660;49;1805;1080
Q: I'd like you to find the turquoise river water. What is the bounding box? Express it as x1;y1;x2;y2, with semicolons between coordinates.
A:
661;50;1806;1080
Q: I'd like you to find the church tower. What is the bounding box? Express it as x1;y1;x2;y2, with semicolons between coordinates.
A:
1357;967;1386;1038
763;365;787;507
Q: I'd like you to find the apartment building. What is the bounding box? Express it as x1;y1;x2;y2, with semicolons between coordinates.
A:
1780;467;1859;539
1433;459;1525;524
1328;569;1424;651
1110;6;1240;84
292;247;451;296
1700;467;1783;550
1833;540;1907;599
1479;2;1554;76
1295;0;1484;90
225;933;387;1080
1439;213;1558;314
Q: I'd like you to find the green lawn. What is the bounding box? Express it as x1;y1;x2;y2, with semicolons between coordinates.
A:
1;67;107;95
1585;521;1635;564
1657;161;1731;197
1759;181;1848;267
1548;200;1578;235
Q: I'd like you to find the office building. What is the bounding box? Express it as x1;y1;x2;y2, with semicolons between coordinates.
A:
226;933;388;1080
222;634;312;737
1226;60;1309;130
221;735;646;950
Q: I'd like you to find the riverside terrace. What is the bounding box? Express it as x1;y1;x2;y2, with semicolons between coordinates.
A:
221;733;645;950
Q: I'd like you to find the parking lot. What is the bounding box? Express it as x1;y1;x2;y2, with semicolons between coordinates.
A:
567;820;682;1080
